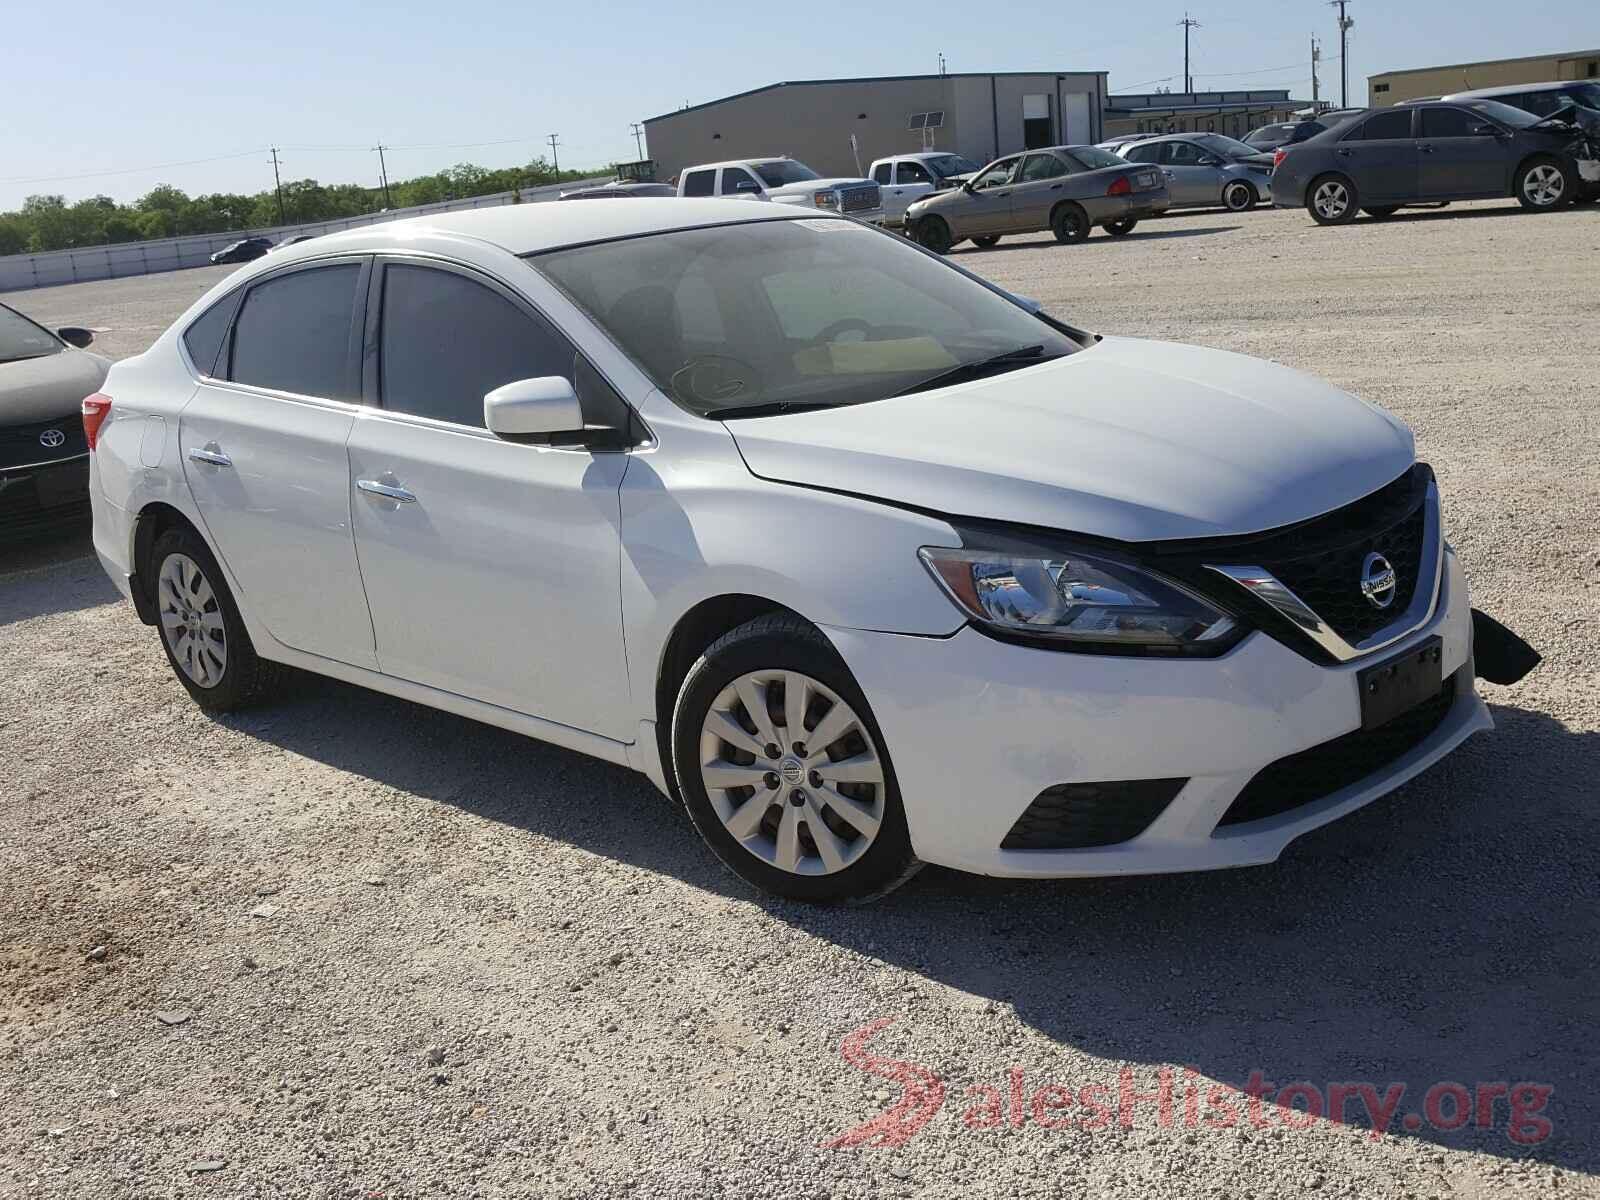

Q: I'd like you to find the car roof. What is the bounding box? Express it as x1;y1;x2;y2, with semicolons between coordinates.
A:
248;199;818;262
1443;80;1577;99
682;158;794;170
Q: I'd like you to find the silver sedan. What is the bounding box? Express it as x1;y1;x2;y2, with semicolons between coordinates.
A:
1102;133;1277;211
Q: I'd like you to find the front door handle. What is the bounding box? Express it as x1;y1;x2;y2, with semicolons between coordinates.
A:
356;478;417;504
1418;144;1435;153
187;445;232;468
1049;183;1063;190
1335;148;1353;157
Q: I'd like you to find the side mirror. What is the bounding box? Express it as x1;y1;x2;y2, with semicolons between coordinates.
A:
1471;123;1501;136
58;326;94;349
1196;155;1221;166
735;180;760;193
484;376;584;442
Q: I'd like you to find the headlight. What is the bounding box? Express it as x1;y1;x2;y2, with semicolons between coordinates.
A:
919;530;1243;656
813;190;841;208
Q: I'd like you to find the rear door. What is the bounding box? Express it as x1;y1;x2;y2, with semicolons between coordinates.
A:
179;257;377;668
1417;105;1508;197
1009;152;1071;230
1334;108;1419;202
344;257;633;737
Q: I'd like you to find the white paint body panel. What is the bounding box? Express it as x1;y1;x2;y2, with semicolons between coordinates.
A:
87;201;1487;884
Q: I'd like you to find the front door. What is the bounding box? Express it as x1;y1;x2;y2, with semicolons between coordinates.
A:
346;258;633;739
1417;106;1508;197
960;156;1020;234
179;257;377;669
887;160;936;222
1159;140;1223;205
1334;108;1420;203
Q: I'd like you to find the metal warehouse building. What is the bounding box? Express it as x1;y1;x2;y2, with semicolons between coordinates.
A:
1370;47;1600;106
643;71;1109;183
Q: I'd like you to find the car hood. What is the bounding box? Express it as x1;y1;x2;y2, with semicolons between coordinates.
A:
0;350;110;425
726;336;1414;543
770;177;875;196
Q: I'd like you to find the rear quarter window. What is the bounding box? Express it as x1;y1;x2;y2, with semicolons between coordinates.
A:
182;293;237;376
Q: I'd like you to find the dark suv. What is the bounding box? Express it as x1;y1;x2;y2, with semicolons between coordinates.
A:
1272;99;1600;224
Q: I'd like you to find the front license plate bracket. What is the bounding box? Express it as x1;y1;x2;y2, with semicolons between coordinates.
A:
1358;636;1443;731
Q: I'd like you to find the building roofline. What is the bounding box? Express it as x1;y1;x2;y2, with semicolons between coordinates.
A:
1370;48;1600;81
644;71;1109;123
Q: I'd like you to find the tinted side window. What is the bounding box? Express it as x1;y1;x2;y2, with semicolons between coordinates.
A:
1420;108;1481;137
720;168;759;195
897;161;932;184
183;293;236;377
872;163;892;184
1518;91;1562;117
379;264;575;428
1123;143;1161;164
1018;154;1067;182
1162;141;1206;165
682;170;715;197
228;265;360;399
1350;110;1413;140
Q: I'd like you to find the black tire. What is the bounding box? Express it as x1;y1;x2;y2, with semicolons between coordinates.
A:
1572;192;1599;206
670;613;920;904
147;525;285;713
910;216;953;255
1515;156;1574;211
1363;206;1400;219
1222;180;1257;212
1105;218;1139;237
970;235;1001;248
1051;203;1091;244
1307;173;1358;225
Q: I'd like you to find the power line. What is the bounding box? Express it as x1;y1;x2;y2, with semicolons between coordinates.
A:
1178;13;1202;93
1;149;267;187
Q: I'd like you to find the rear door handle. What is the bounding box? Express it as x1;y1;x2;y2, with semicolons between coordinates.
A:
187;445;232;468
356;478;417;503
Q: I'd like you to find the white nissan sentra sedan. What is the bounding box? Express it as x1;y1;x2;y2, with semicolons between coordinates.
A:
86;201;1535;903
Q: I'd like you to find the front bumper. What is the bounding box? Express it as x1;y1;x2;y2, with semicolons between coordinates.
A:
0;453;90;538
824;546;1485;878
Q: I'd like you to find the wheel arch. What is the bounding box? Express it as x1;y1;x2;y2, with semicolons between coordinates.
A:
130;501;204;624
1049;197;1088;226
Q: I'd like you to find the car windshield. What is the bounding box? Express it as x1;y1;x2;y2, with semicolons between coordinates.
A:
1191;133;1261;159
531;218;1081;418
753;161;822;187
925;154;979;177
0;304;63;363
1068;147;1125;170
1464;100;1542;128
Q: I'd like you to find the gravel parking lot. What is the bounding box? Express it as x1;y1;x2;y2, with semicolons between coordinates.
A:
3;201;1597;1198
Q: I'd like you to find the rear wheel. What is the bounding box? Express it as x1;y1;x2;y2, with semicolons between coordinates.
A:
1307;174;1358;225
970;235;1001;248
149;526;284;712
1363;206;1400;219
1051;203;1091;244
1105;218;1139;237
911;216;953;254
1223;180;1257;212
670;614;918;904
1516;157;1572;210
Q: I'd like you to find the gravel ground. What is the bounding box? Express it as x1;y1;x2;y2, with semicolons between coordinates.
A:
3;201;1597;1199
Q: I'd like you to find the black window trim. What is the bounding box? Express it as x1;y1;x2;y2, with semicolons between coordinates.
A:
209;254;371;406
361;252;646;451
1344;108;1416;141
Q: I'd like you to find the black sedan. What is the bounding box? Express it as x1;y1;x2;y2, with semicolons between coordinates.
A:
209;237;275;264
1273;99;1600;225
1;303;109;539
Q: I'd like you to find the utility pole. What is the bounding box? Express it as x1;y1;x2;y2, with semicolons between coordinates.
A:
1311;34;1321;109
1178;14;1201;94
547;134;561;176
269;147;285;224
629;123;645;160
372;144;392;209
1330;0;1354;107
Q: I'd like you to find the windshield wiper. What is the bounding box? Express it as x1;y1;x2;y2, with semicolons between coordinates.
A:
890;345;1057;398
705;400;837;420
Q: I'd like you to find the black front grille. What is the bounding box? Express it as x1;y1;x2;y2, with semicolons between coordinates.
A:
0;472;91;537
0;416;88;470
839;185;880;213
1150;464;1435;659
1002;778;1187;850
1218;673;1458;827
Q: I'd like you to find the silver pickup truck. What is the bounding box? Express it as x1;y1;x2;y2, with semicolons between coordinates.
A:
675;158;885;223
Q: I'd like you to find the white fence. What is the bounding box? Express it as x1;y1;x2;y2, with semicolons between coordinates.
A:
0;177;610;293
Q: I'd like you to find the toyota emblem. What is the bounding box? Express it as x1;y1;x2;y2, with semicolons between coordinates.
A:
39;428;66;449
1360;552;1398;610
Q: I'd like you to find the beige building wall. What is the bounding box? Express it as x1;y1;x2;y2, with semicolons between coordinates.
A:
644;74;1107;182
1370;50;1600;106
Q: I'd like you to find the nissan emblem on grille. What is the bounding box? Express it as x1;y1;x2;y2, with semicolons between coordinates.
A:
1360;552;1398;609
39;429;66;448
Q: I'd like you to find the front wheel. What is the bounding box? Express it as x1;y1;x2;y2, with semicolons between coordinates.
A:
1223;180;1257;212
1052;203;1091;244
910;216;952;255
670;614;919;904
1307;174;1358;225
1105;218;1139;237
970;234;1001;248
1517;157;1573;210
149;525;284;712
